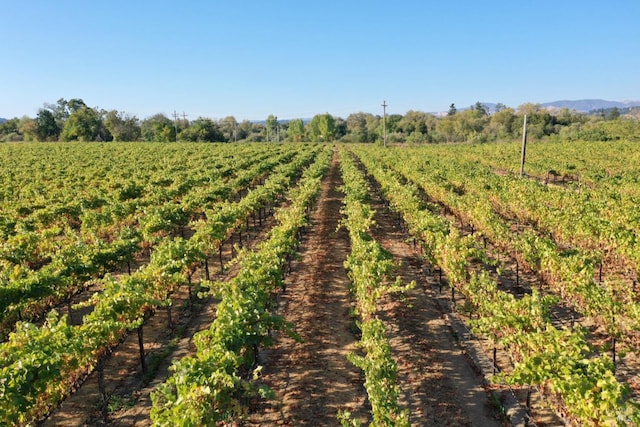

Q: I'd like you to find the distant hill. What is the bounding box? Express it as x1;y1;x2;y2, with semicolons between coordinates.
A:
0;118;6;124
540;99;640;113
448;99;640;116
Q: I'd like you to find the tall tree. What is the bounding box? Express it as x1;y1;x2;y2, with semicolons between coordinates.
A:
473;101;489;116
218;116;238;142
398;110;436;142
265;114;278;142
334;117;347;140
448;103;457;116
308;113;336;141
494;103;507;113
103;110;141;141
178;118;225;142
35;109;60;141
18;116;38;141
0;118;21;141
487;107;517;140
235;120;252;141
346;112;372;142
287;118;305;142
607;107;621;121
44;98;87;128
141;114;176;142
60;106;102;141
436;116;457;142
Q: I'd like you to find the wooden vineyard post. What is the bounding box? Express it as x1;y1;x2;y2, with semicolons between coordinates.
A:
138;325;147;375
520;114;528;177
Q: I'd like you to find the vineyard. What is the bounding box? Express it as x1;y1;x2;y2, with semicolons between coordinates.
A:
0;140;638;426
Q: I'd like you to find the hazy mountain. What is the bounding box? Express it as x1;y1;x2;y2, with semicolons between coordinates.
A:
0;118;6;124
540;99;640;112
448;99;640;116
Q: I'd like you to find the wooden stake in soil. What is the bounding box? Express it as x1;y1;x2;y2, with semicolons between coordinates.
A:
137;326;147;375
520;114;528;177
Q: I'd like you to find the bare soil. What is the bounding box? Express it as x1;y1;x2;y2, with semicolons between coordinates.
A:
246;151;505;426
245;150;370;426
368;178;504;427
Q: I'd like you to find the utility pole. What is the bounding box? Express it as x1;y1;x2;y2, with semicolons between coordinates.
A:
172;110;179;141
381;100;388;147
520;114;528;177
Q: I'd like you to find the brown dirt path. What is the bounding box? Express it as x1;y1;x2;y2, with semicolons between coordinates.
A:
247;150;505;426
246;149;370;426
366;172;505;427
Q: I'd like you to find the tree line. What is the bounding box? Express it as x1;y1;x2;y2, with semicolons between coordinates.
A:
1;98;638;143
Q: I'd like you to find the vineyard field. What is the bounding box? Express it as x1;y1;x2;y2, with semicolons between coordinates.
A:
0;140;638;426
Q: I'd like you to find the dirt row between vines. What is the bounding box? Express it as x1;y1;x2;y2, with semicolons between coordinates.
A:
246;151;504;426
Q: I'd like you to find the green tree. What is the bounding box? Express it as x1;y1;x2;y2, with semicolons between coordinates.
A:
607;107;621;121
334;116;347;140
397;110;433;137
35;109;60;141
43;98;88;130
487;107;517;140
141;114;176;142
472;101;489;116
346;112;373;142
495;103;507;113
103;110;141;141
60;106;103;141
454;108;489;141
448;103;457;116
218;116;238;142
0;117;22;141
308;113;336;141
386;114;403;133
399;111;438;143
18;116;38;141
179;118;225;142
265;114;278;142
517;103;556;139
365;114;381;141
235;120;252;141
287;118;305;142
436;115;458;142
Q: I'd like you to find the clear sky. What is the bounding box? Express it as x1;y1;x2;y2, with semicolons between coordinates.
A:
1;0;639;120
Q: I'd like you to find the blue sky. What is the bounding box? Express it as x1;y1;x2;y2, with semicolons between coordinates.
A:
2;1;639;120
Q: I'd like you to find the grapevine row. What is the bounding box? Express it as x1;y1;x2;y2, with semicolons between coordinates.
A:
149;147;332;425
0;145;324;425
0;144;300;336
363;147;640;360
350;146;639;426
337;147;410;427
